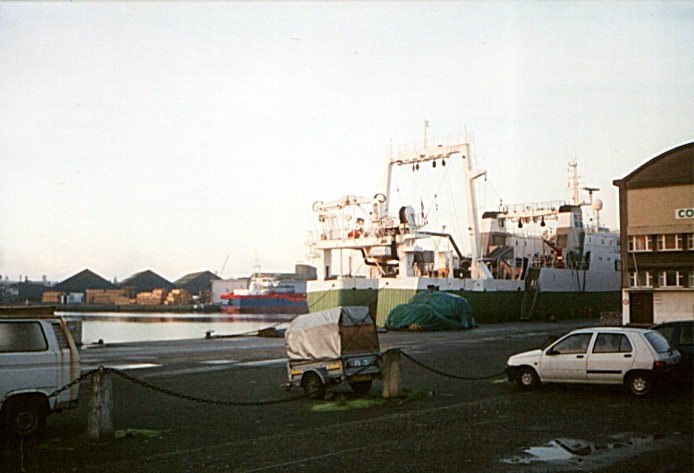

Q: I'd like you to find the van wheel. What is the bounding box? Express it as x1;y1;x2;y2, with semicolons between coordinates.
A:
302;373;325;399
1;396;47;439
626;372;652;396
349;380;372;395
516;367;541;391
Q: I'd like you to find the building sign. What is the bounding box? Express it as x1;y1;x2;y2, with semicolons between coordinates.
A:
675;208;694;219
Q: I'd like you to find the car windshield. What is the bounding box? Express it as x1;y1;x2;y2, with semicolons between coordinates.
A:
644;331;671;353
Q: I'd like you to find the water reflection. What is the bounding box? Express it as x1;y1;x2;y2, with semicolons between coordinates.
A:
58;312;294;345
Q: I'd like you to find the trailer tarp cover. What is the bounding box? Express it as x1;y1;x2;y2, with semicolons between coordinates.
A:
285;306;379;360
385;291;478;331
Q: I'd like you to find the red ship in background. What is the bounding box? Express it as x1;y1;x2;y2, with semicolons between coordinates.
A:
220;269;308;315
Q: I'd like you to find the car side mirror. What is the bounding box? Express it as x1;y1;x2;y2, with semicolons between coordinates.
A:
545;348;556;356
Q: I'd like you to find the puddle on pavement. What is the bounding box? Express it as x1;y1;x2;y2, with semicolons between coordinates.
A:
235;358;287;367
83;363;161;370
525;440;573;461
502;433;672;466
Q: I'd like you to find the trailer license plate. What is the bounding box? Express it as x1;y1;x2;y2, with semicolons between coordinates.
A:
351;374;371;382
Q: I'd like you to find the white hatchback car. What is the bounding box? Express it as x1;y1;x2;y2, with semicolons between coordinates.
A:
506;327;681;396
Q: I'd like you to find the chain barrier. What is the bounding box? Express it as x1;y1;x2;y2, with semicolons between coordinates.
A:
400;350;506;380
48;368;101;399
48;350;502;408
49;367;308;406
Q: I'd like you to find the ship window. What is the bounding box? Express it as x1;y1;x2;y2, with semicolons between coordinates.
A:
657;234;682;251
629;235;652;252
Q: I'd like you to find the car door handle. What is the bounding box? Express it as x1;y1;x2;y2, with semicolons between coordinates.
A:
576;355;584;359
624;354;632;358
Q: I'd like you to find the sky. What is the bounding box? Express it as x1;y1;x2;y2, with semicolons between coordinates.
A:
1;1;692;284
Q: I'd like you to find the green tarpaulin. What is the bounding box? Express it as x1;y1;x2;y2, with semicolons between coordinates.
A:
385;291;478;331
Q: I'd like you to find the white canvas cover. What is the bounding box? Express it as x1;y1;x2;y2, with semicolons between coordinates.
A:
285;306;375;360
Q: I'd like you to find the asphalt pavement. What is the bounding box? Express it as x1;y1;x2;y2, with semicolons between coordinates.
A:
1;318;692;473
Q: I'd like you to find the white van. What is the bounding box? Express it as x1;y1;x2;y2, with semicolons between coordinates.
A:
0;308;81;438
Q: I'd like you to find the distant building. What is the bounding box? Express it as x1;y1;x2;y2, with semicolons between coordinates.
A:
294;264;317;280
53;269;115;294
613;142;694;325
9;281;51;303
210;279;248;304
118;270;174;297
174;271;220;297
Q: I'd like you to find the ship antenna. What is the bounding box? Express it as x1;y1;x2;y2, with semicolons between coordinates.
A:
423;120;430;148
568;160;581;205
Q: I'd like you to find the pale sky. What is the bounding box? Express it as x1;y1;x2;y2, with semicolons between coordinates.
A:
1;1;692;283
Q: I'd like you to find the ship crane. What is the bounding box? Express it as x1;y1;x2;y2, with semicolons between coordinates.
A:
542;239;564;269
384;138;490;279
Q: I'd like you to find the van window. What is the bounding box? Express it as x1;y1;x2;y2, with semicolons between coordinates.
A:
0;322;48;352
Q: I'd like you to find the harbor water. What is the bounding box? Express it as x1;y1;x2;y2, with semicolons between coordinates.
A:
58;312;293;345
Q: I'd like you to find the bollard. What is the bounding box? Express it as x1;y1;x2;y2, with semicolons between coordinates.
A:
382;348;401;398
87;368;114;441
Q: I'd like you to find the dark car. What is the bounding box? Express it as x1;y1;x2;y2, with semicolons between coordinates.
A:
651;321;693;383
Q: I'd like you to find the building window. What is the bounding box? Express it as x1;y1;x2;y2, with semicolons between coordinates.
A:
689;271;694;288
630;271;653;288
658;270;683;287
657;234;682;251
629;235;652;252
687;233;694;250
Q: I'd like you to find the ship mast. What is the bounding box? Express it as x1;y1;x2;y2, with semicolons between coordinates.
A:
383;125;491;279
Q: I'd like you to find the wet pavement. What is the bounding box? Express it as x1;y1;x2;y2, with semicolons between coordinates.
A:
1;318;692;472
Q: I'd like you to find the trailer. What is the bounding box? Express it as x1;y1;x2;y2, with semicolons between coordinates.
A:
284;306;383;398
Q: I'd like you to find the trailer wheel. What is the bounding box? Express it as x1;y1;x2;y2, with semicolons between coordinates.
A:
349;380;372;395
302;372;326;399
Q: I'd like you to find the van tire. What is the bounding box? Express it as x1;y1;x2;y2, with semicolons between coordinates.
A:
1;395;48;439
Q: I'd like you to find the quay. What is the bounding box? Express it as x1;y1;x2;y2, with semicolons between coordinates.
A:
1;319;691;472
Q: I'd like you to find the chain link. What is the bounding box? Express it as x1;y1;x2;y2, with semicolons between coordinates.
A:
48;366;307;406
105;367;308;406
48;368;102;398
399;350;506;380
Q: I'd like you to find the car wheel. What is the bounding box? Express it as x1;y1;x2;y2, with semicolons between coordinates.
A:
349;380;372;395
626;372;652;396
1;396;47;439
301;372;326;399
516;367;541;391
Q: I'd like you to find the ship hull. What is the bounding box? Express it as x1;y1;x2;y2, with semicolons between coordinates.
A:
221;294;308;315
307;270;621;326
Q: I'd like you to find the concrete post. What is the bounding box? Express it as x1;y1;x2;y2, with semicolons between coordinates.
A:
382;348;401;398
88;368;114;440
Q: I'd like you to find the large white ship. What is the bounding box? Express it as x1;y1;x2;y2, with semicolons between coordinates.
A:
305;130;621;326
